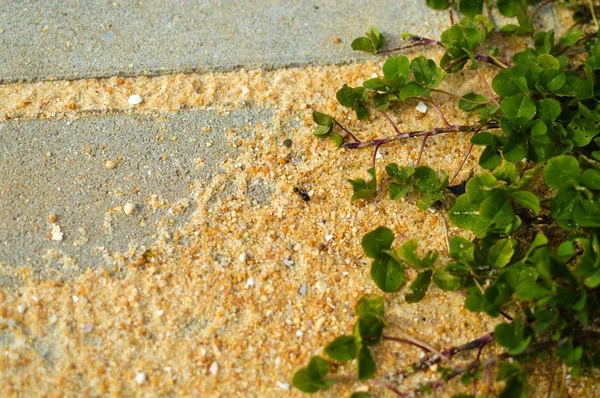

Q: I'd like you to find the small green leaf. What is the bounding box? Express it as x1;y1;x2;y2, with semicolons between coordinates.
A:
307;356;330;380
373;93;390;110
449;195;479;230
450;236;475;266
426;0;449;10
397;239;439;269
357;345;376;380
581;169;600;190
351;393;372;398
488;238;517;268
336;86;355;107
537;98;561;122
459;0;484;16
410;56;445;88
313;111;333;126
371;253;405;292
459;92;489;111
433;268;464;291
500;94;537;120
292;368;321;393
356;295;385;319
351;37;374;53
544;155;580;190
516;281;551;300
362;226;394;258
389;183;411;200
405;270;432;303
398;82;430;101
494;322;518;349
383;56;410;82
511;191;541;215
325;336;357;362
413;166;446;193
559;28;583;46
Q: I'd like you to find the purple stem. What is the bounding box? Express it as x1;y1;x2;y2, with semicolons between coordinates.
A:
375;36;444;54
415;134;431;167
450;143;474;185
449;0;455;25
342;121;500;150
372;142;384;169
494;30;509;66
379;110;402;135
335;120;361;143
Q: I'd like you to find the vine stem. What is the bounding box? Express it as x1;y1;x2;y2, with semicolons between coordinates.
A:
342;121;500;150
477;68;501;108
375;36;444;54
449;0;455;25
335;120;361;143
383;334;451;364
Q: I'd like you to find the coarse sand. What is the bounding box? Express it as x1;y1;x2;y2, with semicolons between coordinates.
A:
2;50;600;397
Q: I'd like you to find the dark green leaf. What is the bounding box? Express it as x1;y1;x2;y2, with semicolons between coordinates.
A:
389;183;411;200
459;0;484;16
362;226;394;258
450;236;475;266
398;82;430;101
559;28;584;46
383;56;410;82
511;191;541;215
581;169;600;190
433;268;464;291
405;270;433;303
426;0;449;10
357;345;376;380
292;368;321;393
488;238;517;268
449;194;479;230
537;98;561;122
371;253;405;292
356;295;385;319
544;155;580;190
500;94;536;120
336;86;355;107
325;336;357;362
397;239;439;268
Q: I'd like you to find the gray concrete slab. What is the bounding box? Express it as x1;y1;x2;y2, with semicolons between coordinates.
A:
0;108;272;280
0;0;445;83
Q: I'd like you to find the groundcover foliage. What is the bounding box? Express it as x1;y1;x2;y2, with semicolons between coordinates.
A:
294;0;600;396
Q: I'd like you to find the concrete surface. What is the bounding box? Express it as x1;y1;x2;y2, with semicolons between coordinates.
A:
0;0;445;83
0;108;272;279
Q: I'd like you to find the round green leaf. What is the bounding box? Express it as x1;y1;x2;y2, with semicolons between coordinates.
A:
433;268;463;291
488;238;517;268
325;336;357;362
292;368;320;393
336;86;355;107
362;227;394;258
449;194;479;230
500;94;537;120
544;155;580;190
383;55;410;82
370;253;405;293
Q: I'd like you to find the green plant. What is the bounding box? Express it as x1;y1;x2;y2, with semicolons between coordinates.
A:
294;0;600;396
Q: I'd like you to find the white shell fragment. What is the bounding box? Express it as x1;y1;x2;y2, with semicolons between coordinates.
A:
128;94;143;105
124;202;135;215
416;101;428;113
51;224;64;241
135;372;146;385
209;361;219;375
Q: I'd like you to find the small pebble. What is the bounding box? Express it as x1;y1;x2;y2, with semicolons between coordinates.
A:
135;372;146;385
325;234;334;241
283;259;294;266
209;361;219;375
246;277;255;287
416;101;428;114
276;381;290;390
315;281;327;293
283;138;292;148
81;324;94;333
17;305;26;315
299;283;307;295
51;224;63;241
123;202;135;216
105;160;116;169
296;330;304;337
128;94;143;105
